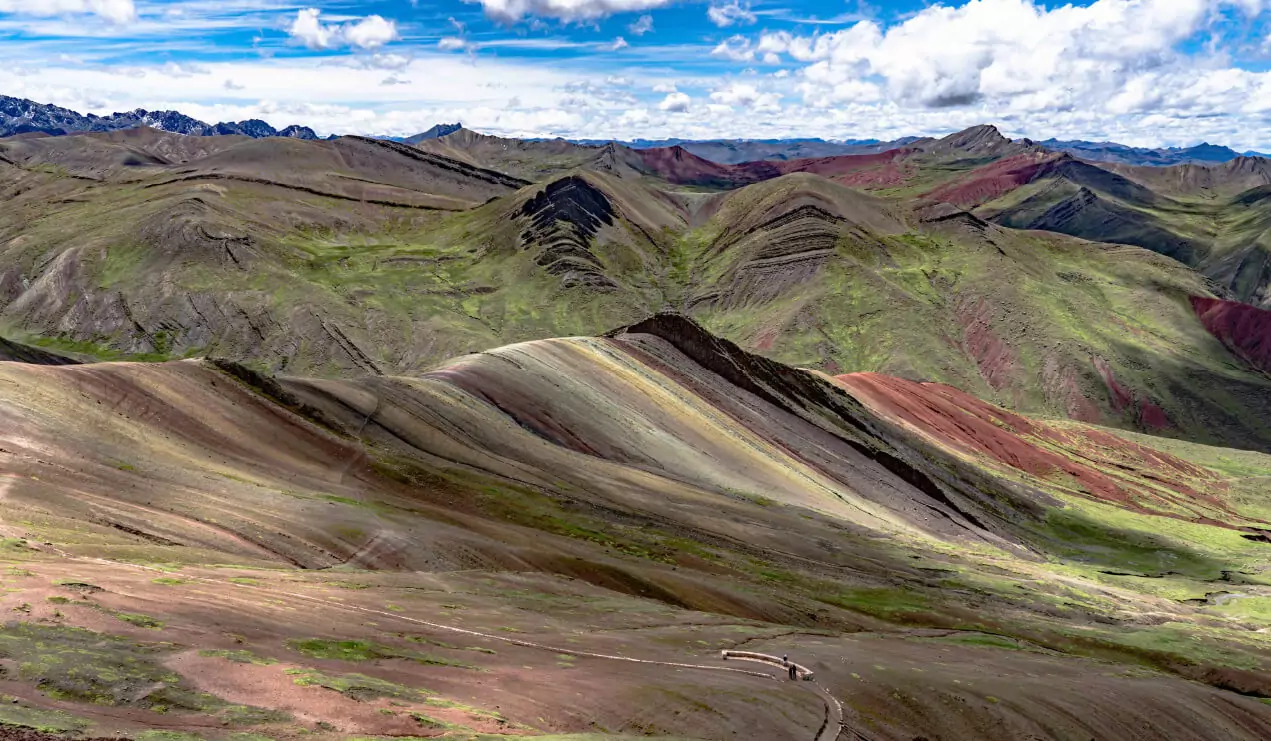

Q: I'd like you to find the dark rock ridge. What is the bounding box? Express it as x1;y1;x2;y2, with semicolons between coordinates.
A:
519;176;618;290
0;95;318;140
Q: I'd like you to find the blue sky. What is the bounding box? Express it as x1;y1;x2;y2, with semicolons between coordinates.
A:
4;0;1271;148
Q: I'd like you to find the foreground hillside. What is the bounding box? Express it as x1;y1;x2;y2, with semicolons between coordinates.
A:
2;318;1271;740
3;127;1271;453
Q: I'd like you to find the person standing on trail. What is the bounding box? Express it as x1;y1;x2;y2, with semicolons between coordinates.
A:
784;655;798;680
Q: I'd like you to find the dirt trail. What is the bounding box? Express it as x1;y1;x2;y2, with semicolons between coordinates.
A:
27;537;852;740
721;651;845;741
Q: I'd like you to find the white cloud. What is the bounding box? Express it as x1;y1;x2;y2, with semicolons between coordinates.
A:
754;0;1262;110
288;8;336;49
709;82;782;111
438;36;473;52
711;35;753;61
342;15;399;50
602;36;628;51
0;0;135;24
707;0;755;28
628;14;653;35
362;53;411;71
652;82;677;93
470;0;675;24
658;91;690;112
287;8;399;51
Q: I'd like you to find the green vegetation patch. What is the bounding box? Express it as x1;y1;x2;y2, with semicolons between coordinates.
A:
135;732;205;741
0;699;92;734
0;622;275;719
285;668;428;702
114;612;164;629
286;638;478;669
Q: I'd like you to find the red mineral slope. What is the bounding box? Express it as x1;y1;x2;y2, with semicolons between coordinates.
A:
634;145;913;189
633;145;780;187
832;373;1234;524
1192;296;1271;374
781;148;913;188
924;151;1066;208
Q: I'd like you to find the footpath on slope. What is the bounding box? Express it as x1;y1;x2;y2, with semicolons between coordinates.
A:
17;535;853;741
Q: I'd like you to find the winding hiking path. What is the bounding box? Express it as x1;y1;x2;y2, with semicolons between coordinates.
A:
721;651;845;741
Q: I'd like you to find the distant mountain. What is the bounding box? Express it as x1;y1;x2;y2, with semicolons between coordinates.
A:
402;122;463;146
0;95;317;140
564;135;923;165
1040;138;1270;166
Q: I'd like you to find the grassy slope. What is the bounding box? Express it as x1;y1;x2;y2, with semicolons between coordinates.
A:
2;139;1271;451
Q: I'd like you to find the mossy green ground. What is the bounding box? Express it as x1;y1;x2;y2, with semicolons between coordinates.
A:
287;638;479;669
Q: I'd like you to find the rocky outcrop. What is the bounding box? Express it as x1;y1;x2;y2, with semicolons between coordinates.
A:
519;176;619;290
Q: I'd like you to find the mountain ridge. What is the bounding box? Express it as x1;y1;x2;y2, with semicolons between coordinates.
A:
9;93;1271;167
0;94;319;140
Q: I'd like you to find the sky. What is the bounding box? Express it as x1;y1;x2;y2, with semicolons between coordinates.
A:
5;0;1271;148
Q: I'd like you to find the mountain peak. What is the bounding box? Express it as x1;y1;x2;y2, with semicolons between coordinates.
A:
404;123;464;146
943;124;1009;148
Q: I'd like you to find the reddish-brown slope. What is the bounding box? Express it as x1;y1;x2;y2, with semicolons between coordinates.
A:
924;152;1066;208
1192;296;1271;374
832;373;1235;523
634;145;912;189
781;148;913;188
633;145;780;187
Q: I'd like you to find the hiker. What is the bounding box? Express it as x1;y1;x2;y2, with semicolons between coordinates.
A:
784;655;798;680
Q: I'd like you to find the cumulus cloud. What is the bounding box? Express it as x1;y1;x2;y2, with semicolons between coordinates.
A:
288;8;399;51
602;36;628;51
471;0;675;23
709;82;782;111
0;0;135;23
754;0;1264;110
652;82;677;93
658;91;691;112
711;35;754;61
628;14;654;35
342;15;399;49
707;0;756;28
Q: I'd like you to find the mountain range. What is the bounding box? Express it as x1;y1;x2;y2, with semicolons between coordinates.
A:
4;94;1270;167
0;94;318;140
4;101;1271;740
